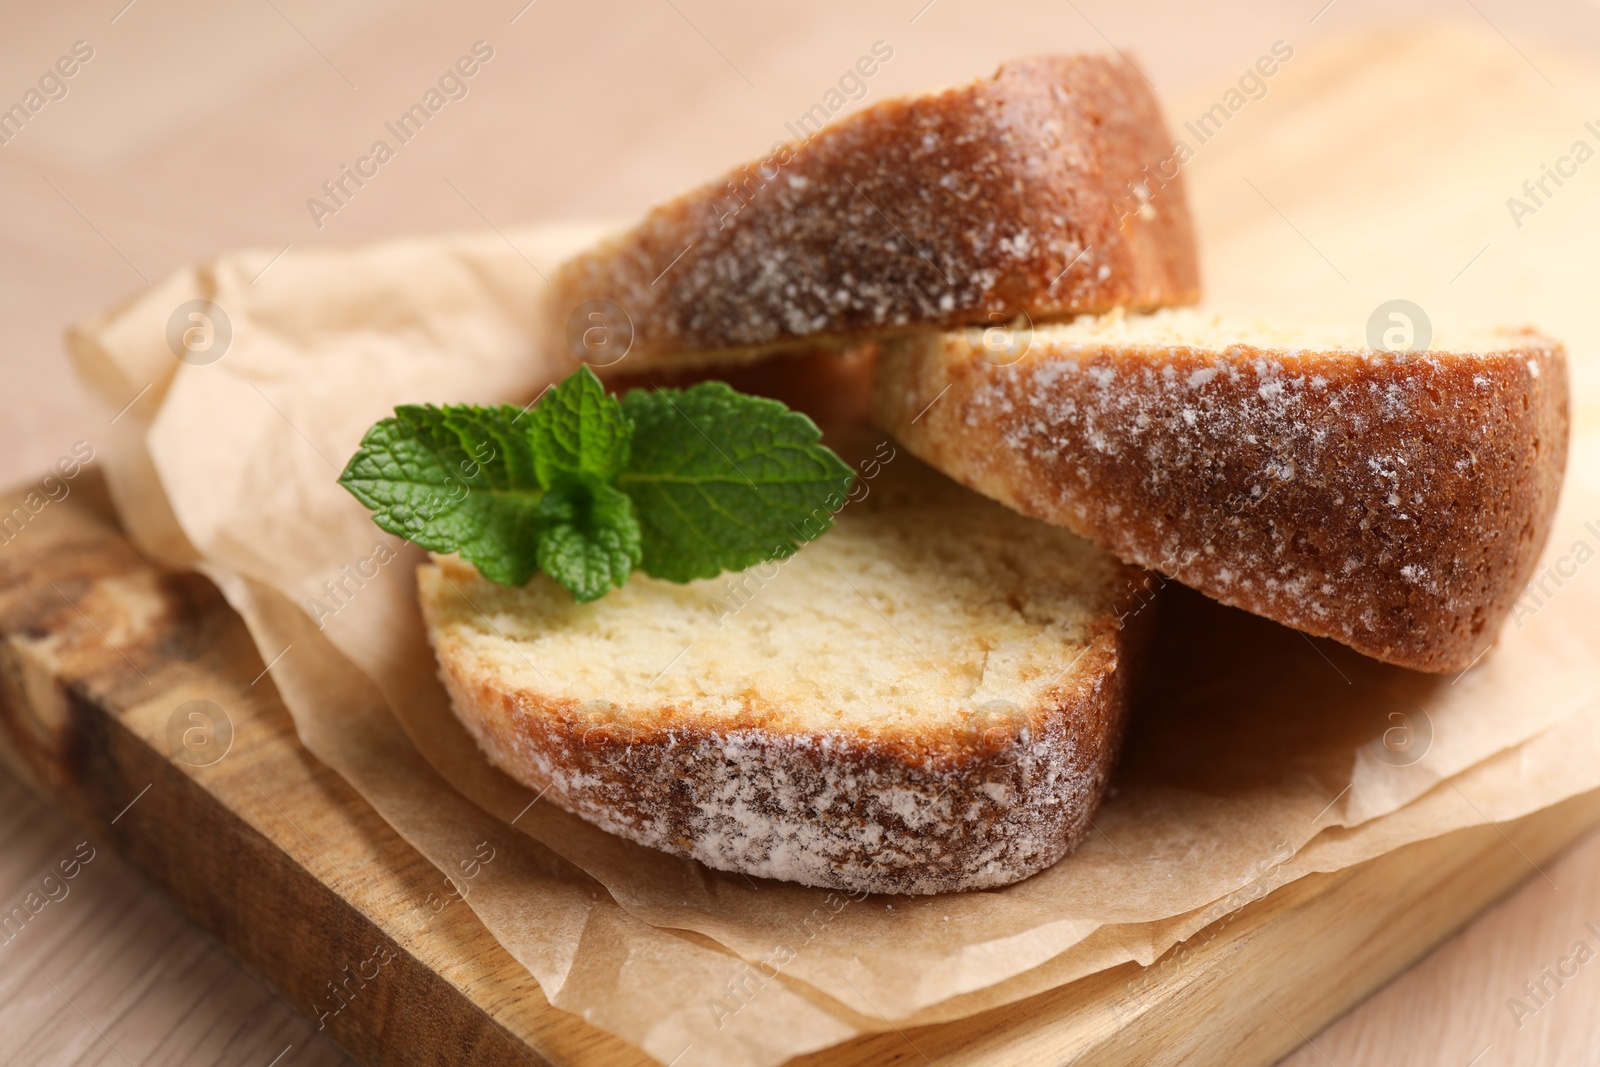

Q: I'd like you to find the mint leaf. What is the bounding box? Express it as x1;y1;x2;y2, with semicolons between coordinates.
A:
338;404;545;585
534;482;641;602
339;371;855;601
618;383;855;582
526;365;632;486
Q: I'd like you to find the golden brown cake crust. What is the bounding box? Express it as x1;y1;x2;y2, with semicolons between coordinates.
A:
873;329;1569;673
426;604;1141;896
550;54;1199;371
419;514;1156;898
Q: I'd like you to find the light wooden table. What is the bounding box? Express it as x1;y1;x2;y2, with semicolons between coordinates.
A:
4;2;1600;1064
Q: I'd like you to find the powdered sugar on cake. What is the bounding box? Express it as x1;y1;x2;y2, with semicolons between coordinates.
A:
434;630;1129;896
549;55;1199;369
876;317;1568;672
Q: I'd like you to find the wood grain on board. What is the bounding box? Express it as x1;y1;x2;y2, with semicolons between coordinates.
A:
0;772;351;1067
0;476;641;1067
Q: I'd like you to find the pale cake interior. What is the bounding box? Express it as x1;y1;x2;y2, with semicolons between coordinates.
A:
417;446;1127;738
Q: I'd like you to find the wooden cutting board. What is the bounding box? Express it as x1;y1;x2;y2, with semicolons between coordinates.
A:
2;472;1597;1067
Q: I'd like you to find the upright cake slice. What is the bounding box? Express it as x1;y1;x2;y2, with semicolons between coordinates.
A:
874;308;1569;672
550;54;1199;371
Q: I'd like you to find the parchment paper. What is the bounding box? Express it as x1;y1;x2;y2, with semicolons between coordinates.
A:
65;223;1600;1065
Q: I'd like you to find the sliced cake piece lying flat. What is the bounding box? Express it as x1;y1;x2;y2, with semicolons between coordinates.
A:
874;309;1569;674
419;437;1151;894
550;53;1198;372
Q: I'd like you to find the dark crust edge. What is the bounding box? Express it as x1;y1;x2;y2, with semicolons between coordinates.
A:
873;332;1570;673
424;577;1149;896
549;53;1200;370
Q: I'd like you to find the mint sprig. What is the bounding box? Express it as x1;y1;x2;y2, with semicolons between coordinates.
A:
337;367;854;602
